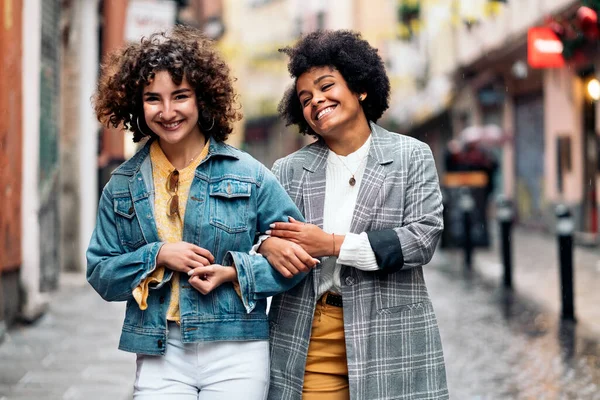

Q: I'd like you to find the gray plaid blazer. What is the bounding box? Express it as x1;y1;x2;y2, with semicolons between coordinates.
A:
268;123;449;400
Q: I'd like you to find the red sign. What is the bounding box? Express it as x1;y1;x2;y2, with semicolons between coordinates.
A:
528;27;565;69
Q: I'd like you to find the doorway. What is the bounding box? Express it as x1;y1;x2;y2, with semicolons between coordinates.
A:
514;92;545;227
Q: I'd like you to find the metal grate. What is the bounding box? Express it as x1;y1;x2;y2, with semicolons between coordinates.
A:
39;0;60;190
39;0;61;292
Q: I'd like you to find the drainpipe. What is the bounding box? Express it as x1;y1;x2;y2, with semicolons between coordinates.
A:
79;0;100;272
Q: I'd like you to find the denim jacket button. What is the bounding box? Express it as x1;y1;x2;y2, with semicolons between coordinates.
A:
345;277;356;286
157;339;163;348
226;183;232;194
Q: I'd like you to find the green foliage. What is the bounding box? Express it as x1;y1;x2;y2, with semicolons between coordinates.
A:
561;35;586;60
398;1;420;23
582;0;600;11
398;1;420;40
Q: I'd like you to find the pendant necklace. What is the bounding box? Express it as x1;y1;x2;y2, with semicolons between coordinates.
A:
333;153;368;186
183;142;206;168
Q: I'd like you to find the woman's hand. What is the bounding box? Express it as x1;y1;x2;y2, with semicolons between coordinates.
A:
258;236;319;278
187;265;237;294
266;217;333;258
156;242;214;274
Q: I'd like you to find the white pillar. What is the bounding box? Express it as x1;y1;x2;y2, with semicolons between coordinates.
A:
21;0;48;320
79;0;100;271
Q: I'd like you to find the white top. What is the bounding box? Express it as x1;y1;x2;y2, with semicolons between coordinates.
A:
318;135;378;297
252;136;379;298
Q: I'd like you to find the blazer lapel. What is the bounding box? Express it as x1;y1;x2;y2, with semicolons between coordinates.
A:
299;141;329;296
349;123;394;234
301;142;329;229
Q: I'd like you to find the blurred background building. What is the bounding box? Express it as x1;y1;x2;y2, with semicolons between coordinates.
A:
1;0;599;339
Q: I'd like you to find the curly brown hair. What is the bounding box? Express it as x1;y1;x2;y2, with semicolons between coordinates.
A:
94;25;241;143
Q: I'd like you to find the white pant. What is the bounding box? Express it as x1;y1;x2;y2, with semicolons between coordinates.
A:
133;324;270;399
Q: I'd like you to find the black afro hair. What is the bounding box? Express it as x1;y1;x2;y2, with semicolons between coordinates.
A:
278;30;390;136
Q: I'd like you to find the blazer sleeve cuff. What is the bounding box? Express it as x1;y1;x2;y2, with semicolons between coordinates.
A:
366;229;404;273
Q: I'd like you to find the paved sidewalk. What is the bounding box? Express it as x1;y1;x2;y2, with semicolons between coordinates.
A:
0;274;134;400
442;226;600;334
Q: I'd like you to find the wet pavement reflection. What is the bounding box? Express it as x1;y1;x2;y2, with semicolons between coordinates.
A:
427;251;600;399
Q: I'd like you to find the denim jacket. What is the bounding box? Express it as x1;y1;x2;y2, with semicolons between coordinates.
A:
86;139;306;355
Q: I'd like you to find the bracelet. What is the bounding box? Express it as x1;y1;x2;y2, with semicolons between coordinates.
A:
332;233;335;256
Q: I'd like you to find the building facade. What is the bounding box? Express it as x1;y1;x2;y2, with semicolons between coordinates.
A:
0;0;24;334
397;0;599;239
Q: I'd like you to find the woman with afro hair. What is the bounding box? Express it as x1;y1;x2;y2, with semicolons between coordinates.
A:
258;30;449;399
87;26;315;399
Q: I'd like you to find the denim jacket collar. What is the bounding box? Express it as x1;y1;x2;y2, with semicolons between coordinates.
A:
109;137;242;253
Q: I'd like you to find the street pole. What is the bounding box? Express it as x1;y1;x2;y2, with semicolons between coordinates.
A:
496;195;514;289
555;204;576;322
459;187;475;269
0;270;5;343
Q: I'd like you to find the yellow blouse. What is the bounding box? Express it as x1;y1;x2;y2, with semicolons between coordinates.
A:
132;139;210;322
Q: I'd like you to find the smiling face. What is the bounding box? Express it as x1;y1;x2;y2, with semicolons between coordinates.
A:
143;70;202;147
296;66;367;139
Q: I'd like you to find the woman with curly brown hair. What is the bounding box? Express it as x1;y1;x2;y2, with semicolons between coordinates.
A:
258;30;449;399
86;26;315;399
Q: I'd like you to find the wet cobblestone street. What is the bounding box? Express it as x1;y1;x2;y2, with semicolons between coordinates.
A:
428;227;600;399
428;260;600;399
1;229;599;399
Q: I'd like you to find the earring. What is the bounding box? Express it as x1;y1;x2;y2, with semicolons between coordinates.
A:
198;116;215;132
359;95;365;101
136;116;150;137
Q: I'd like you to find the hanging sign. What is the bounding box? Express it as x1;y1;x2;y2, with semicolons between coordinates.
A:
528;27;565;68
125;0;177;43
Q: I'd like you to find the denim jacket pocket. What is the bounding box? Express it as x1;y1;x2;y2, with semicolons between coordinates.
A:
208;179;252;234
114;196;146;249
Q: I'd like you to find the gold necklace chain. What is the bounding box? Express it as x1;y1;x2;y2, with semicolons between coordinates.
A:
333;153;368;186
188;150;202;164
183;142;207;168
